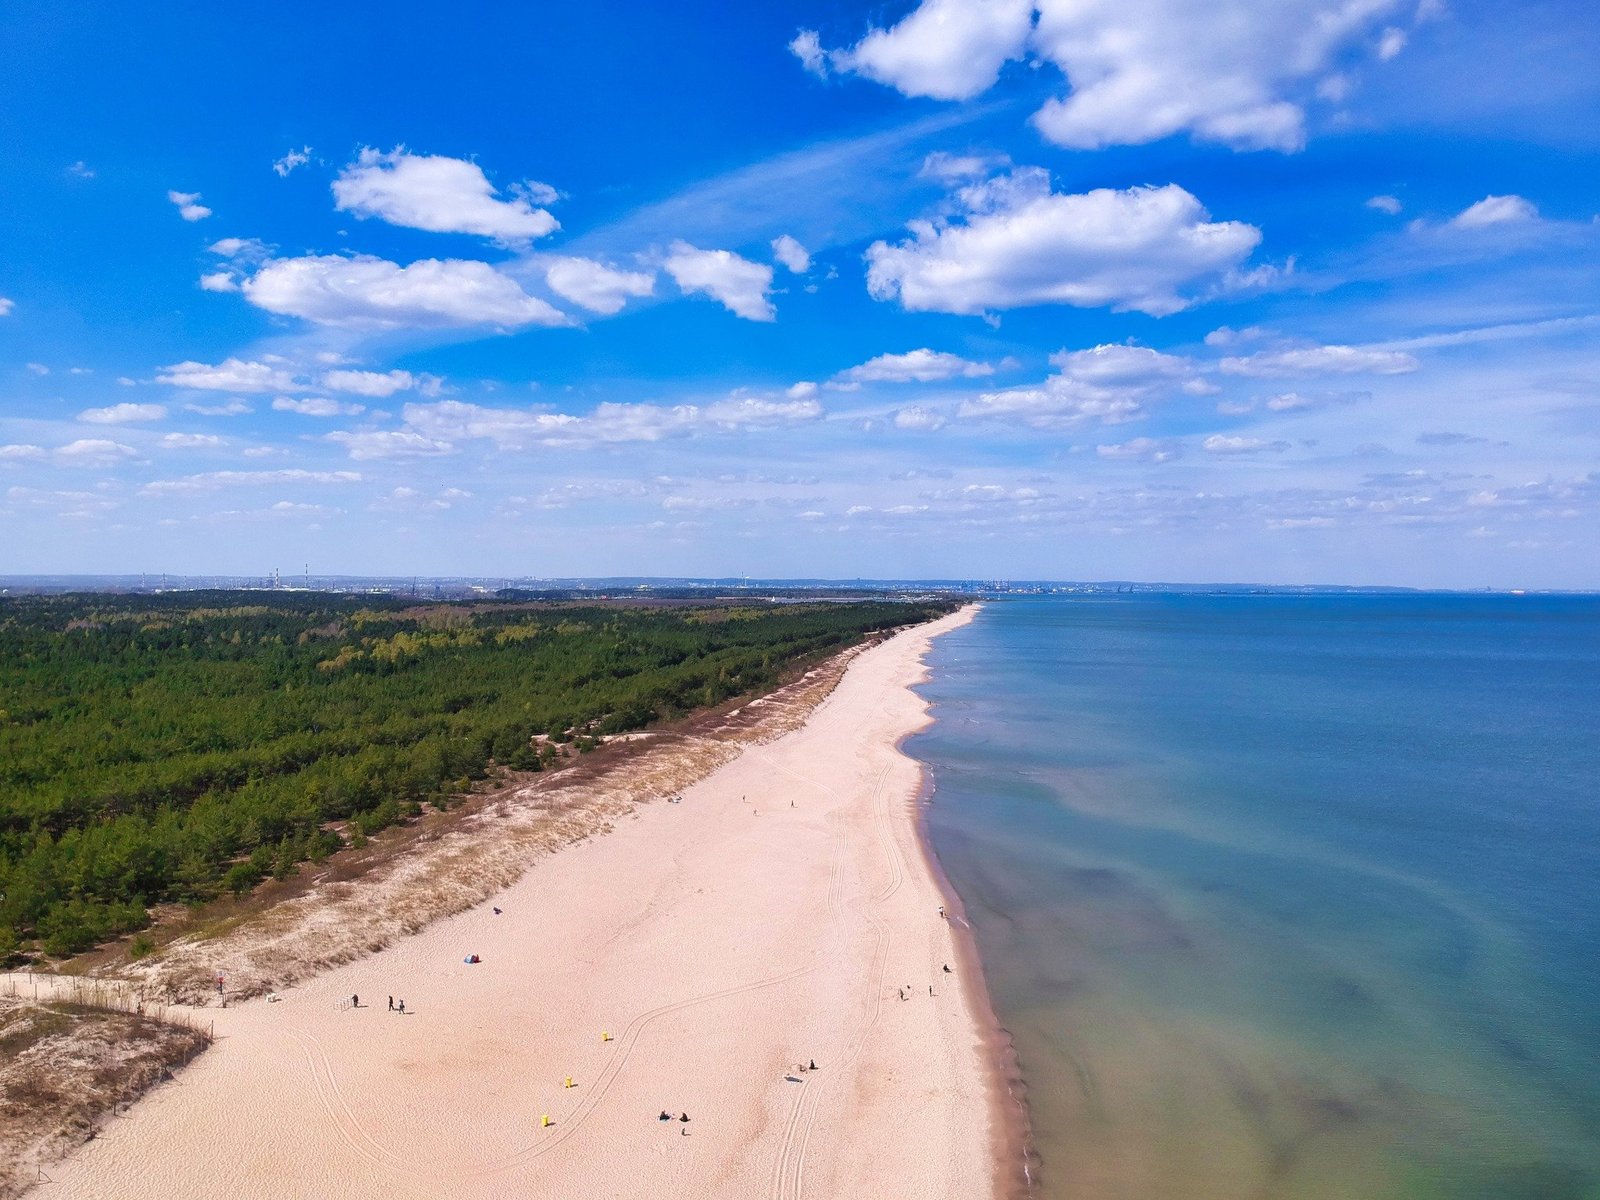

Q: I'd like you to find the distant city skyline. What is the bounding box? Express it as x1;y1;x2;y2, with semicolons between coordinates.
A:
2;1;1598;588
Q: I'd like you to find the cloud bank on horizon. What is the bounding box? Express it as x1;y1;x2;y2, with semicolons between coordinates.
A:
2;0;1598;587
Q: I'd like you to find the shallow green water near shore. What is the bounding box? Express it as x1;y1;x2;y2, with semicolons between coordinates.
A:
913;595;1600;1199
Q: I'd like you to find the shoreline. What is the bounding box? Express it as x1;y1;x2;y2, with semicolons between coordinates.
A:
900;606;1039;1199
28;605;1003;1199
911;760;1040;1200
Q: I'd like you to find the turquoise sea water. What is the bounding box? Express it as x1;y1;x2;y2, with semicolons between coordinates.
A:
912;596;1600;1200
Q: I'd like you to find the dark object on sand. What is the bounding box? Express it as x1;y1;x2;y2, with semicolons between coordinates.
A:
679;1113;690;1123
659;1110;672;1121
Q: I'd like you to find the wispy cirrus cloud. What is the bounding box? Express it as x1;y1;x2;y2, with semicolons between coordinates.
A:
138;468;363;495
326;393;825;459
1448;194;1539;230
1219;344;1419;377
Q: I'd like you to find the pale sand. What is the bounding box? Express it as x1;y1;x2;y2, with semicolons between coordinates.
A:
38;607;998;1200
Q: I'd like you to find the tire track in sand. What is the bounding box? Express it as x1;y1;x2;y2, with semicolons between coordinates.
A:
774;759;904;1200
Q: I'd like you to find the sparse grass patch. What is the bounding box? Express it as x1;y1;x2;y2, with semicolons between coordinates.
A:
0;987;210;1198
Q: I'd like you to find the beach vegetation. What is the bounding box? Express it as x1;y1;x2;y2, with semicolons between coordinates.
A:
0;590;948;961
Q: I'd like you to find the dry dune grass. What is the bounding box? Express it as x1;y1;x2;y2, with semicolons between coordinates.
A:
0;980;210;1199
113;640;875;1007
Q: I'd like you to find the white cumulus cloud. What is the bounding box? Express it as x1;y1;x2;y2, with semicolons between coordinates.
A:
273;146;312;177
158;358;298;392
1366;194;1402;214
79;403;167;424
842;348;995;383
161;432;224;449
184;399;253;417
168;190;212;221
866;169;1262;317
664;242;776;322
789;30;828;76
544;257;656;315
321;369;417;397
1051;343;1202;388
0;297;15;316
957;339;1203;428
818;0;1034;100
208;237;270;260
199;271;239;292
242;254;569;330
811;0;1416;152
771;234;812;273
56;439;139;462
333;147;558;242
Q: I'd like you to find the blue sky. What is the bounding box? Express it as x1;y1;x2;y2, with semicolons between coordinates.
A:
2;0;1597;586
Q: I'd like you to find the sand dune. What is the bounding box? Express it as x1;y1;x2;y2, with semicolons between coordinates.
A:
38;607;999;1199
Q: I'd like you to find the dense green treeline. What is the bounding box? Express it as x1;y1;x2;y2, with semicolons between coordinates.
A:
0;591;951;958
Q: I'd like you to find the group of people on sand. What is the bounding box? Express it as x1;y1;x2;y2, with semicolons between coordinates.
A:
658;1110;692;1134
342;992;413;1013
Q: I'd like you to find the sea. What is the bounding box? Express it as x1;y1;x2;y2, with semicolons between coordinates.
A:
911;594;1600;1200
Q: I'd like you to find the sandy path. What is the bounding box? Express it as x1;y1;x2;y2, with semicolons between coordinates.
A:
36;607;996;1200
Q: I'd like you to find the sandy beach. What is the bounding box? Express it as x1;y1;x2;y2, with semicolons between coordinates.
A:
34;606;1000;1199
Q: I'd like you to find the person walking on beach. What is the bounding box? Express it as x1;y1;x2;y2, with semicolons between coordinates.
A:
388;996;394;1011
398;999;405;1014
352;994;359;1009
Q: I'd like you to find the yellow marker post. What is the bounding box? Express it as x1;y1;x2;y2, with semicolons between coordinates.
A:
564;1075;574;1089
601;1030;612;1042
541;1114;552;1128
